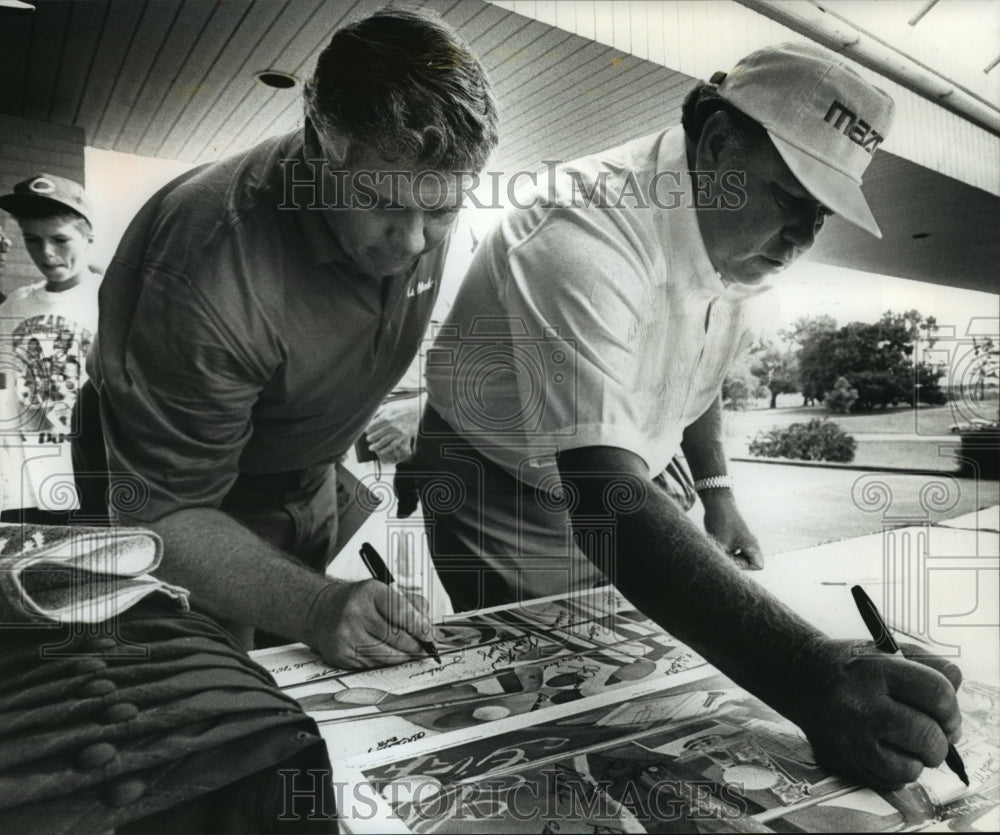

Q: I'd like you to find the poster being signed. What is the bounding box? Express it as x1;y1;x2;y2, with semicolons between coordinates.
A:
256;587;998;832
336;676;999;834
255;587;712;760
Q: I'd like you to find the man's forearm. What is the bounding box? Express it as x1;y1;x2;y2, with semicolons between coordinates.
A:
680;394;728;482
679;393;763;568
560;446;965;791
146;507;338;646
613;495;820;721
561;448;821;724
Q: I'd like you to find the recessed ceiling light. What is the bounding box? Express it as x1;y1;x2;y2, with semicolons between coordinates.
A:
912;232;931;239
255;71;298;90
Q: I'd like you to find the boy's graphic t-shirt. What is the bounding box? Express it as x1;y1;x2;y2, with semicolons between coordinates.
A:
0;277;100;511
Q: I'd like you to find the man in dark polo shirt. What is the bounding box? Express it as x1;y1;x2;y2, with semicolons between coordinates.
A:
83;8;498;669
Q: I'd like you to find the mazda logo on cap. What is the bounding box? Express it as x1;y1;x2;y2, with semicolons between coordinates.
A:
29;177;56;194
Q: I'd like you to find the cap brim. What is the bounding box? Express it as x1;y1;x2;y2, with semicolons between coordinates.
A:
0;193;91;225
767;132;883;239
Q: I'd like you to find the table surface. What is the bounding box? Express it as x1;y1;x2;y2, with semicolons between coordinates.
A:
260;504;1000;833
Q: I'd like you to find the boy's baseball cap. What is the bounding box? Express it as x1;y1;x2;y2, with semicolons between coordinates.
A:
0;173;94;227
712;42;894;238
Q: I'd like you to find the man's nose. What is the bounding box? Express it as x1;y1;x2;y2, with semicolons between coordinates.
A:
389;210;427;256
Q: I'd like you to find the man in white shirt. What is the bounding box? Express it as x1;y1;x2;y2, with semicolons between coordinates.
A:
410;43;965;792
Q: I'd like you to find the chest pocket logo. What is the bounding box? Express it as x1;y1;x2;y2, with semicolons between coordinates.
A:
407;277;435;297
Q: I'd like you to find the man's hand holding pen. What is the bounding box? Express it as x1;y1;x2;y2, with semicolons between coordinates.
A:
793;637;964;792
304;579;438;670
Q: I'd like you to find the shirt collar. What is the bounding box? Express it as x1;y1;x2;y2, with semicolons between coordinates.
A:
658;127;720;290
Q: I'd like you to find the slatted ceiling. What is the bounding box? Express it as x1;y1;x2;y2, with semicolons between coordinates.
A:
526;33;600;81
457;0;524;44
807;151;1000;290
213;84;298;162
442;0;489;30
166;1;287;161
179;0;323;161
612;0;635;53
21;0;71;123
503;81;683;171
465;6;534;59
503;17;576;68
500;65;662;164
486;25;575;89
193;0;402;161
113;1;216;154
220;43;316;150
235;86;301;154
496;39;608;118
498;60;669;164
200;0;378;161
73;0;146;148
492;42;592;111
153;0;269;159
208;85;301;162
0;0;997;293
254;0;520;157
609;1;633;43
631;0;655;53
501;49;646;138
549;72;689;160
0;6;32;115
50;2;105;127
646;9;667;66
212;0;402;158
561;1;588;40
132;1;254;159
499;39;610;115
628;0;650;60
516;0;549;28
238;0;370;154
95;1;183;149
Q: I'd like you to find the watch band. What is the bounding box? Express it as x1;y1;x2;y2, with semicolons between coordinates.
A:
693;475;734;492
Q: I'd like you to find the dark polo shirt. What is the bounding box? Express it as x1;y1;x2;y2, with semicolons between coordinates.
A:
89;127;444;523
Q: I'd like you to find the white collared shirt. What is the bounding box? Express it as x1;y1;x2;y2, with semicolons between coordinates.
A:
426;126;774;487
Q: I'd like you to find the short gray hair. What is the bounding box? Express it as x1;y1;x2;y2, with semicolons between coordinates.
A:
304;6;499;171
681;81;769;154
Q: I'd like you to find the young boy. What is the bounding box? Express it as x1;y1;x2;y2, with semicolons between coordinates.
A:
0;174;99;524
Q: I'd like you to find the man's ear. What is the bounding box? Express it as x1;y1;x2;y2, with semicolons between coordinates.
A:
696;110;740;171
321;129;351;166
